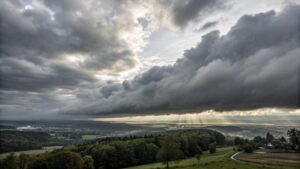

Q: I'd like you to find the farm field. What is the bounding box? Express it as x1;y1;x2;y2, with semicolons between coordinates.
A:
125;147;300;169
236;152;300;166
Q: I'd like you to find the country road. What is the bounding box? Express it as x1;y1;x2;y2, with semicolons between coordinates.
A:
230;152;241;161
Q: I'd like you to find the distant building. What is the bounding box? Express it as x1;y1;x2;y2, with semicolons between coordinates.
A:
266;143;274;149
271;139;282;148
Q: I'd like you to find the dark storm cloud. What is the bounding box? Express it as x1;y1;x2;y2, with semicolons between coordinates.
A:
171;0;220;27
64;5;300;116
100;82;122;98
0;58;95;92
156;0;224;28
194;21;218;32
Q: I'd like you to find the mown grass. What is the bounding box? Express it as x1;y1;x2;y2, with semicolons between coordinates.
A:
124;147;300;169
125;147;234;169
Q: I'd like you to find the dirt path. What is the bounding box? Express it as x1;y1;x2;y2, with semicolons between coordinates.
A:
230;152;241;161
231;152;300;166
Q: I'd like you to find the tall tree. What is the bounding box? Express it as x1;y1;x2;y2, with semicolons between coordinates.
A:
234;137;244;145
287;128;300;151
266;132;274;143
91;145;118;169
253;136;263;143
27;156;48;169
156;137;185;168
83;155;95;169
209;143;216;154
47;151;84;169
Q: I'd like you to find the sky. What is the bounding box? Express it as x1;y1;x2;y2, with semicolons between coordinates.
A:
0;0;300;120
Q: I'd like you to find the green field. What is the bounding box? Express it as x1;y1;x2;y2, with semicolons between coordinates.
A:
0;146;63;159
81;134;98;140
125;147;300;169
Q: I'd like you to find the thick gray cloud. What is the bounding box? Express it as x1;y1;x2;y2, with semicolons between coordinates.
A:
64;5;300;116
12;1;138;63
100;82;122;98
1;1;300;119
0;0;141;92
171;0;220;27
195;21;218;32
154;0;224;28
0;0;147;118
0;58;95;92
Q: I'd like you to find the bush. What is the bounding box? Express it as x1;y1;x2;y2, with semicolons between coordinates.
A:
83;155;94;169
209;143;216;154
243;144;254;153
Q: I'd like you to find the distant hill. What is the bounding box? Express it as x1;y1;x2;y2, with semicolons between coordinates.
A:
0;130;59;153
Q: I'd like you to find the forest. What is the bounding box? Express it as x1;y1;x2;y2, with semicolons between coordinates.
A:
1;128;299;169
0;129;225;169
0;131;61;153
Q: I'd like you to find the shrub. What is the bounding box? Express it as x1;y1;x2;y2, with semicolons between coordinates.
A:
243;144;254;153
209;143;216;154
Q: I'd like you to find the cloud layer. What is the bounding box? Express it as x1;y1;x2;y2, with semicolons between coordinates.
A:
150;0;224;29
62;5;300;116
1;0;150;118
0;0;150;92
1;1;299;119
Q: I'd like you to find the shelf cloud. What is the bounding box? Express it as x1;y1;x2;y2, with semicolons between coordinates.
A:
63;5;300;116
0;0;299;119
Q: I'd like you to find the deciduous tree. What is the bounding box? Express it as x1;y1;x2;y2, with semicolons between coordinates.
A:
83;155;95;169
156;137;185;168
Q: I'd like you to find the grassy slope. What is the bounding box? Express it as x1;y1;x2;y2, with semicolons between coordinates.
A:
125;147;299;169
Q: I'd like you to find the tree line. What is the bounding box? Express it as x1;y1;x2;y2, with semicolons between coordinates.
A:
0;131;61;153
234;128;300;153
2;128;298;169
0;129;225;169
